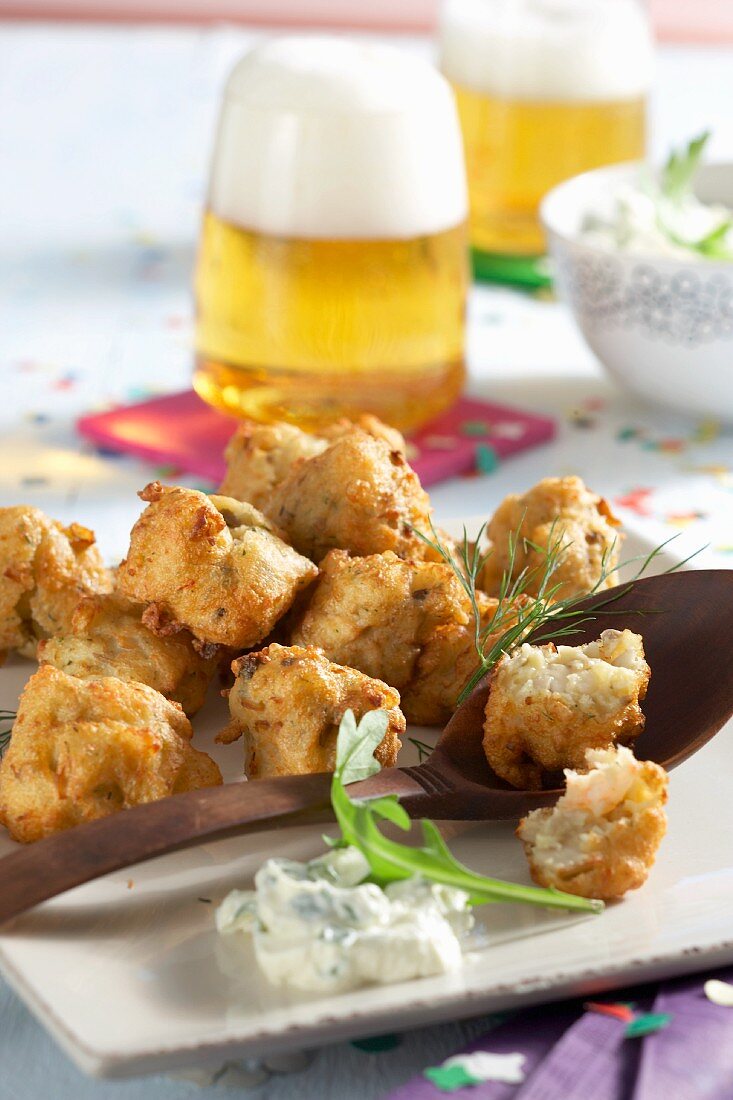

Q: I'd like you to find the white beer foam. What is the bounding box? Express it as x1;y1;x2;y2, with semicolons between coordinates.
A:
440;0;653;102
208;37;468;240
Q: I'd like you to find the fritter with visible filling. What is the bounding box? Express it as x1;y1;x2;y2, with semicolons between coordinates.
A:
517;745;668;899
483;629;650;789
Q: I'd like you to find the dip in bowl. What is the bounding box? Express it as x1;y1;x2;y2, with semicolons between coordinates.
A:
541;158;733;420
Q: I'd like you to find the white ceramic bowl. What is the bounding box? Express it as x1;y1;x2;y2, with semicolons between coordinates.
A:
541;161;733;421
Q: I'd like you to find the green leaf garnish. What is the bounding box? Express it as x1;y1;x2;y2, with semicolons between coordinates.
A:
328;710;603;915
660;131;710;202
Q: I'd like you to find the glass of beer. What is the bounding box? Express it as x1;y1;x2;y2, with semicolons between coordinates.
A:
439;0;652;276
194;37;469;432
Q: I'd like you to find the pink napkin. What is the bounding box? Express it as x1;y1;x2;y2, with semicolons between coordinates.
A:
77;390;555;489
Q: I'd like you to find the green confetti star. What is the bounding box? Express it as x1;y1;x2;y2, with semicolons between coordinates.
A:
625;1012;673;1038
476;443;499;475
424;1063;482;1091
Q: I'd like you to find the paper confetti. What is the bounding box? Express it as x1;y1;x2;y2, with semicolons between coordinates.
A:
476;443;499;474
424;1063;480;1091
424;1052;525;1091
704;979;733;1007
584;1001;636;1023
625;1012;672;1038
461;419;494;437
615;488;654;516
443;1052;525;1084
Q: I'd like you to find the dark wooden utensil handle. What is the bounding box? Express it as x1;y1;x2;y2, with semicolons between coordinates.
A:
0;767;426;927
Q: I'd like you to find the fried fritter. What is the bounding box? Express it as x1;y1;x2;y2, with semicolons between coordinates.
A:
117;484;317;650
517;745;668;900
483;629;650;789
219;415;407;513
0;664;222;843
0;505;112;660
220;421;328;512
400;592;531;727
264;429;433;562
479;476;621;601
292;549;512;725
39;592;216;715
219;643;404;778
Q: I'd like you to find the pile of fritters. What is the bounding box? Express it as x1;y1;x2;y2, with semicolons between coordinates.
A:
0;413;628;856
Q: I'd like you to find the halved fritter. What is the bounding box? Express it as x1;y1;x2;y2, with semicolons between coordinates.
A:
219;643;404;778
483;629;650;789
517;745;668;900
0;665;221;843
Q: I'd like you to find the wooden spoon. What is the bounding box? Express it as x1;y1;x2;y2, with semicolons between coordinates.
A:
0;569;731;926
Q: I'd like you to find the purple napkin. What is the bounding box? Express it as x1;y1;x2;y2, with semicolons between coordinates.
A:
382;969;733;1100
634;967;733;1100
385;1004;578;1099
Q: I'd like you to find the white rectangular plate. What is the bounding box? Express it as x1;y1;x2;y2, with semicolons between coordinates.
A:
1;523;730;1079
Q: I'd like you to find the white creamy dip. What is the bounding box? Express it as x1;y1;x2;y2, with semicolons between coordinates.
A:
581;181;733;261
216;846;473;993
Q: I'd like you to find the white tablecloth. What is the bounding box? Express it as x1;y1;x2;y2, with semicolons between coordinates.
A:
1;23;732;1099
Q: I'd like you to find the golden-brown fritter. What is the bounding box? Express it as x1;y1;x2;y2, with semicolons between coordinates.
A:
219;643;404;779
220;421;328;511
400;592;531;727
0;505;111;661
483;629;650;789
292;549;513;725
38;592;216;716
219;415;408;514
266;429;434;562
116;484;317;651
478;476;622;601
517;745;668;900
0;664;221;844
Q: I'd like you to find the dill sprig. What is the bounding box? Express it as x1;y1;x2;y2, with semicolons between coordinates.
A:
0;710;15;758
413;519;702;705
407;736;434;763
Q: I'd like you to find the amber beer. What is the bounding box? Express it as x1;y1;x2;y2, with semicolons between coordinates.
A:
194;38;469;432
439;0;653;257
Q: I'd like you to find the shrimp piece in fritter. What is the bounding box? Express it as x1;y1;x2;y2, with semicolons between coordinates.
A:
517;745;668;900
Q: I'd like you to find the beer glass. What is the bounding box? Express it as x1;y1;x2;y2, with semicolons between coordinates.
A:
194;37;469;432
439;0;652;273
